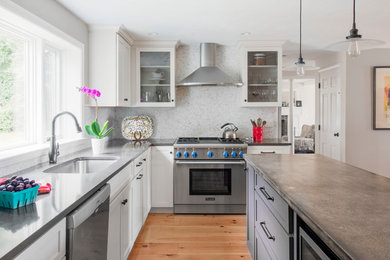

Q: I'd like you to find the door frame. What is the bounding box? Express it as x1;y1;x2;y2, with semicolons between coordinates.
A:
317;64;346;161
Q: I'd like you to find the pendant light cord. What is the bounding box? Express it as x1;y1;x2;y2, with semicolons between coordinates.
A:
299;0;302;59
352;0;356;29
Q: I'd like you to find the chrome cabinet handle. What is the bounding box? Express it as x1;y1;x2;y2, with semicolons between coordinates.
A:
121;199;128;205
260;221;275;241
261;151;275;154
136;174;143;180
259;187;274;202
143;158;146;161
136;162;143;167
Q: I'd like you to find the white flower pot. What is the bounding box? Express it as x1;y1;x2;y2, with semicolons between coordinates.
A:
91;138;107;155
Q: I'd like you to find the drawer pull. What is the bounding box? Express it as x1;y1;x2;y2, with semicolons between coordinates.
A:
121;199;128;205
259;187;274;202
137;174;143;180
260;221;275;241
136;162;143;167
261;151;276;154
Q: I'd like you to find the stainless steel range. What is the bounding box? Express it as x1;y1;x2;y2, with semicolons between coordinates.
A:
173;137;248;214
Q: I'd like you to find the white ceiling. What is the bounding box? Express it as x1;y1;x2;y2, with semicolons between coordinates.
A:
57;0;390;59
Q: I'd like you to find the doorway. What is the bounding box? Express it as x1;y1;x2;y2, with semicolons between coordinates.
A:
292;79;316;154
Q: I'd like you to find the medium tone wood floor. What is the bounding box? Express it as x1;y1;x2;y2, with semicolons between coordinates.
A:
128;213;251;260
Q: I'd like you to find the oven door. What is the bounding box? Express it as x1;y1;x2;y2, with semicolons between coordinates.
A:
299;227;330;260
174;160;246;205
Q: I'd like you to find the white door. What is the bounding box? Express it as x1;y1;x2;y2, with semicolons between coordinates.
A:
120;183;132;260
107;192;122;260
319;66;341;160
116;34;131;106
151;146;173;207
131;174;143;240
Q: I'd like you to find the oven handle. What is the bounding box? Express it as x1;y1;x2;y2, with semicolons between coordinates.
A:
175;160;246;165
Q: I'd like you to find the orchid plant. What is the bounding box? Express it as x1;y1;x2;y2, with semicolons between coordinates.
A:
78;87;114;139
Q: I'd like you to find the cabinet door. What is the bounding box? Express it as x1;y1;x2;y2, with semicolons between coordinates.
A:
247;165;256;258
117;34;131;107
108;193;122;260
255;228;274;260
142;165;150;222
151;146;173;207
241;46;282;107
131;174;143;240
135;48;175;107
15;219;66;260
120;183;132;260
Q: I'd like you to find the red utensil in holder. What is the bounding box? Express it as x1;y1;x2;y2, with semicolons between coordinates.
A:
253;127;263;142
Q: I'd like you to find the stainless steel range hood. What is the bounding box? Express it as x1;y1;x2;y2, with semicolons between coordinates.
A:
177;43;243;87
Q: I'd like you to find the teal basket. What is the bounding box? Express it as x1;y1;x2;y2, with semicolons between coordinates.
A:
0;185;39;209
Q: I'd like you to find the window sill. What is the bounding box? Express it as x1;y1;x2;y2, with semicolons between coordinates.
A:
0;138;91;175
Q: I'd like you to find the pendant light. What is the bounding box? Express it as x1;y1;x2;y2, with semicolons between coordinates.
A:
284;0;319;75
328;0;385;57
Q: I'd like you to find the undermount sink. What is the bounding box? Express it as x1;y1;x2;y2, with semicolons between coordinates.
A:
43;157;118;174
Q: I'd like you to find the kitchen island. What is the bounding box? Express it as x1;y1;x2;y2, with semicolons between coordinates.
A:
245;154;390;259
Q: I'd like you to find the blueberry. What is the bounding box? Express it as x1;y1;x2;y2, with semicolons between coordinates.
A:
6;185;14;191
3;179;10;185
15;185;24;191
25;184;32;189
30;180;35;184
10;180;18;186
16;176;23;181
32;183;39;187
23;180;30;185
11;176;17;180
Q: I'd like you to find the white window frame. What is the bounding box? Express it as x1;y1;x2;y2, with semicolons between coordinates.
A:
0;2;87;169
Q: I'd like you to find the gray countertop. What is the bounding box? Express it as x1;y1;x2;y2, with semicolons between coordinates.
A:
244;138;291;146
0;139;150;260
245;154;390;260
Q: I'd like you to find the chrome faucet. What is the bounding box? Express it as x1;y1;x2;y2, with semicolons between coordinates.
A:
49;111;82;164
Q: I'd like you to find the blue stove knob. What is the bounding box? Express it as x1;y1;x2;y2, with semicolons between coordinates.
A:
207;151;213;158
184;151;189;158
239;152;245;158
232;151;237;158
192;151;197;158
223;151;229;158
176;151;182;158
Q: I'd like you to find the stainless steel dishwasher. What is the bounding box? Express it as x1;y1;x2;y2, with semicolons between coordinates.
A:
66;184;110;260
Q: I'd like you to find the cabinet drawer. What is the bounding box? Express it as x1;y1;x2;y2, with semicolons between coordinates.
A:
247;145;291;155
255;227;275;260
255;171;290;233
256;194;291;260
134;151;148;174
108;162;132;202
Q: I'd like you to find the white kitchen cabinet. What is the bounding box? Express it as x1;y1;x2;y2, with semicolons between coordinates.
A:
151;146;174;207
89;25;133;107
142;149;152;222
247;145;291;154
238;41;283;107
15;219;66;260
107;182;133;260
131;171;143;239
134;41;178;107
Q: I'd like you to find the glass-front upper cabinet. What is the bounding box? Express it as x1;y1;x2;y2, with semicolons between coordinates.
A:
135;43;177;107
239;41;283;107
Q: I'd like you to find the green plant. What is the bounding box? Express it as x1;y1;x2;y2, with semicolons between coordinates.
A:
85;121;113;139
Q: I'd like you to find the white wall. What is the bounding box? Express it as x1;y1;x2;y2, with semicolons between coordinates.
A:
345;48;390;178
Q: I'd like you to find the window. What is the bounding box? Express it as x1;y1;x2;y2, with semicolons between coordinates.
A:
0;6;83;152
